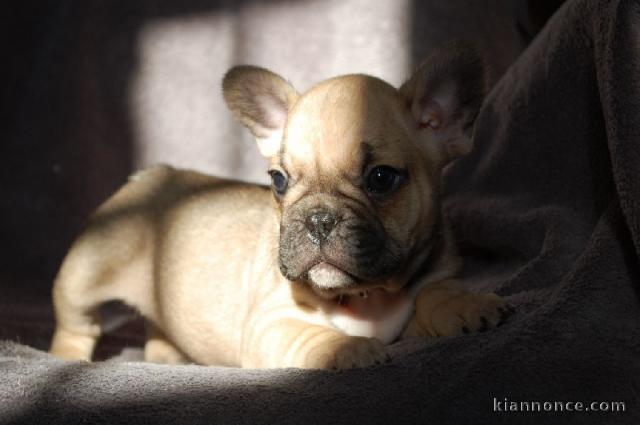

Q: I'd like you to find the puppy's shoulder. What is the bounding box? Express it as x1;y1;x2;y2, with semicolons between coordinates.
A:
127;163;174;183
125;164;238;198
124;163;271;207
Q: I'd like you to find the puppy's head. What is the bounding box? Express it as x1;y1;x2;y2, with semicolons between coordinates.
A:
223;41;485;299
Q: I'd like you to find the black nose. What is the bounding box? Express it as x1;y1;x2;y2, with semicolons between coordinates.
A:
305;211;337;244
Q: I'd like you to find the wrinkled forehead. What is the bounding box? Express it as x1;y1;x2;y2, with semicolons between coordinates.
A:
281;76;409;175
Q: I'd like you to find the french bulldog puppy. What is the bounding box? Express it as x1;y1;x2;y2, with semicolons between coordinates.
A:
50;41;511;369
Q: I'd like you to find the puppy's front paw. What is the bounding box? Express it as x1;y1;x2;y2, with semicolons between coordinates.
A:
410;280;514;337
301;336;390;370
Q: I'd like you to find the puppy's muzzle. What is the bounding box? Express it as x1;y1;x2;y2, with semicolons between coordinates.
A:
278;199;402;295
305;210;337;245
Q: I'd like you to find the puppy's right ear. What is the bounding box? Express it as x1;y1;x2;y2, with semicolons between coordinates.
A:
223;66;299;158
400;40;486;164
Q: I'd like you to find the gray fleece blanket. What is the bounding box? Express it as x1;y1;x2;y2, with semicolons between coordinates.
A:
2;0;640;423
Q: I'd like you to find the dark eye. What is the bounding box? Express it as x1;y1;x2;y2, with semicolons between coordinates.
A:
366;166;403;196
268;170;288;195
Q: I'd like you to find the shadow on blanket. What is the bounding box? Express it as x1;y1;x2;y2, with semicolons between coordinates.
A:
1;0;639;423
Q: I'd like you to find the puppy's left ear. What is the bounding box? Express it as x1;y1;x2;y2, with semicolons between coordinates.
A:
223;66;299;158
400;40;486;164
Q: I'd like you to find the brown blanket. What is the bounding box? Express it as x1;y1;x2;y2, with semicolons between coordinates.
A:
1;0;639;424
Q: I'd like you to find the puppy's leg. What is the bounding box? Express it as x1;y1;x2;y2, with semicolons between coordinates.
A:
144;321;189;364
243;318;389;369
404;279;513;338
50;227;151;361
50;286;102;361
50;169;162;361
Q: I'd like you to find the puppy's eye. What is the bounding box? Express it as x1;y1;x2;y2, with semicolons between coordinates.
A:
366;166;403;196
268;170;288;195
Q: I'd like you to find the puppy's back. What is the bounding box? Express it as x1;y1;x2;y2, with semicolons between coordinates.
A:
50;164;271;361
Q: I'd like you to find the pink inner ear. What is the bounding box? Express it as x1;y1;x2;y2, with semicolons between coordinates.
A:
256;93;288;131
417;99;445;130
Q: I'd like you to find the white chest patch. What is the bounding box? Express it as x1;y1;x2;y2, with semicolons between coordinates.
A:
328;296;414;344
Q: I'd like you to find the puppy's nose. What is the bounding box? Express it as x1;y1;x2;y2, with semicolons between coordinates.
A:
305;211;337;244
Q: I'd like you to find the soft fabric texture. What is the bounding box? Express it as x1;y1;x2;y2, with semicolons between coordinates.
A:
2;0;640;423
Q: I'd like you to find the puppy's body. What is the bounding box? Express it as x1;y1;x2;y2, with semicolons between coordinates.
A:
51;42;510;369
52;164;455;367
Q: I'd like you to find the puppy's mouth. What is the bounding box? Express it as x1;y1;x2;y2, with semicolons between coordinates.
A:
303;262;407;322
306;262;359;289
303;261;386;300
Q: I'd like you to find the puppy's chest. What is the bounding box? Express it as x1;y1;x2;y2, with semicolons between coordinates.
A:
326;294;414;344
